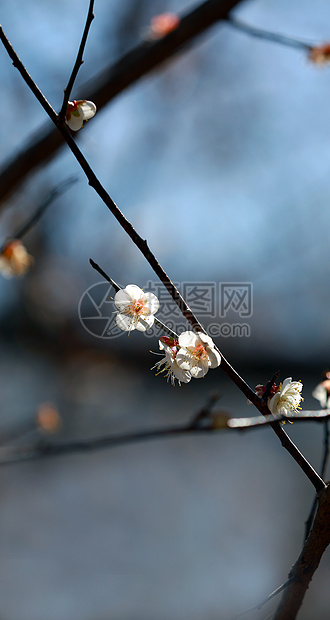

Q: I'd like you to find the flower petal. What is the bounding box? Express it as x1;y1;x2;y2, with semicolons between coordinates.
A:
143;292;160;314
116;313;136;332
190;362;208;378
123;284;144;300
79;100;97;120
178;331;198;349
114;288;133;311
136;315;155;331
208;348;221;368
65;115;84;131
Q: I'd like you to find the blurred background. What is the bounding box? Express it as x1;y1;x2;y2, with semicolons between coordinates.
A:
1;0;330;618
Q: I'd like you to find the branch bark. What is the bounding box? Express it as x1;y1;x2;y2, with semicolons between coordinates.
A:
273;483;330;620
0;0;243;206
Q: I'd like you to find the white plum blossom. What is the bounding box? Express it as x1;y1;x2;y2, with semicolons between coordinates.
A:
114;284;159;332
152;337;191;386
268;377;303;416
175;331;221;378
65;100;97;131
0;240;34;277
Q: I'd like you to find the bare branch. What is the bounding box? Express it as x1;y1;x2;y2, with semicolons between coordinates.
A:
1;406;329;470
273;483;330;620
0;403;222;467
226;16;313;51
305;419;329;540
59;0;95;119
0;0;243;206
236;577;294;618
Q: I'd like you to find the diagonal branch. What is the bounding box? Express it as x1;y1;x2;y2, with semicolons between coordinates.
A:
273;483;330;620
304;418;330;540
0;0;243;206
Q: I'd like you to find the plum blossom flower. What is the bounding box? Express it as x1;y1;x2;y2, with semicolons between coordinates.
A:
152;336;191;386
175;331;221;378
309;43;330;65
65;100;97;131
114;284;159;332
268;377;303;416
0;240;34;277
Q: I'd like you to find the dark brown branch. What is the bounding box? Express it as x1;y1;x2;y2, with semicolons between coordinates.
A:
273;484;330;620
59;0;95;119
0;414;218;466
2;407;329;468
305;419;329;540
0;0;243;206
0;23;326;494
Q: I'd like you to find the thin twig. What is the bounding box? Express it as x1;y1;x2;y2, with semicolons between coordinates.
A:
0;23;325;493
236;577;295;618
59;0;95;119
0;176;78;253
0;0;243;205
226;16;313;51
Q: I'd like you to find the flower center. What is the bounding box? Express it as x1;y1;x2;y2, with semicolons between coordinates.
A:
192;344;207;361
129;299;146;317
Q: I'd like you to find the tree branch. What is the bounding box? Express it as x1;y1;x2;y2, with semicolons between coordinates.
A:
0;0;243;206
226;16;313;51
304;419;329;540
59;0;95;119
273;483;330;620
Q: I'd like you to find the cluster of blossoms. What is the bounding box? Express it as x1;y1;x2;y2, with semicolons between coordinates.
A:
0;240;34;277
255;377;303;417
114;284;221;385
65;100;97;131
153;332;221;385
